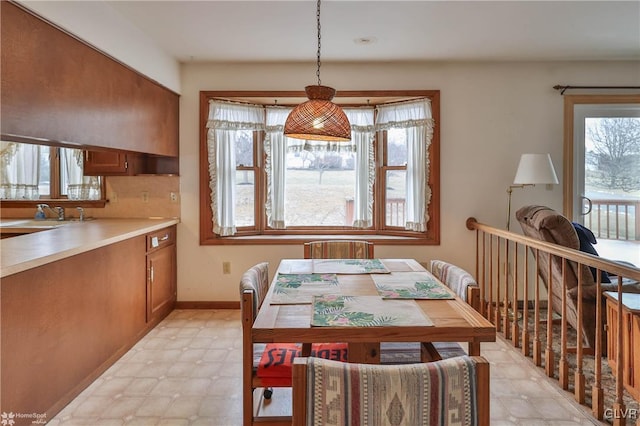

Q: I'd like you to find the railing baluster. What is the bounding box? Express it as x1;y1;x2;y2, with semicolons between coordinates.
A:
512;241;520;347
597;204;602;239
559;258;569;390
533;248;542;366
575;263;585;404
613;275;626;426
615;204;620;240
521;242;530;357
545;252;555;378
624;205;629;240
495;236;501;331
489;235;494;325
592;268;604;420
503;238;510;339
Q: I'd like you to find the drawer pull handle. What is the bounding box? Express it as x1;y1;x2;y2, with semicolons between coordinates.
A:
159;234;170;241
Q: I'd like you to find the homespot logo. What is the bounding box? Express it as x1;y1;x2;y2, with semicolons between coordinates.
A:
0;412;47;425
604;407;638;421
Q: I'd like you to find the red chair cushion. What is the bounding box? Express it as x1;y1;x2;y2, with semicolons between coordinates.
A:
257;343;348;386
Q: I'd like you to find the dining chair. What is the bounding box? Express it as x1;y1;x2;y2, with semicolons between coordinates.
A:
240;262;291;426
240;262;348;425
292;355;490;426
430;259;481;311
303;240;374;259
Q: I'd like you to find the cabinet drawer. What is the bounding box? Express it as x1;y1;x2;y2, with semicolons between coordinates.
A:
146;226;175;252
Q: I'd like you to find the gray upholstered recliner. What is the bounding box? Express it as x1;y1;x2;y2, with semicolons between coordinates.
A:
516;205;639;348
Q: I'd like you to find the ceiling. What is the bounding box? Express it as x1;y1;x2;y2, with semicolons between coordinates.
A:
104;1;640;63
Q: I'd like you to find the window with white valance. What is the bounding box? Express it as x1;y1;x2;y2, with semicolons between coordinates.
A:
200;90;440;244
0;142;101;201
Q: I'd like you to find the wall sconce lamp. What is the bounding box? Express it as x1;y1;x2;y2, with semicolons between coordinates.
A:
506;153;559;230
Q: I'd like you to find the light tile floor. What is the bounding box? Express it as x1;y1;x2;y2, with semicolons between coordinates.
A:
50;309;606;425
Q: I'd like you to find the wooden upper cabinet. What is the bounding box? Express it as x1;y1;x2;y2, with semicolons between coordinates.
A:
0;2;179;158
83;151;134;176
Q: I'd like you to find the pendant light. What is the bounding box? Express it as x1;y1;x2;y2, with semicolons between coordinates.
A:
284;0;351;141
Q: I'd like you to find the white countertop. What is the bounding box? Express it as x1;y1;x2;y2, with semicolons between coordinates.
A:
0;218;179;278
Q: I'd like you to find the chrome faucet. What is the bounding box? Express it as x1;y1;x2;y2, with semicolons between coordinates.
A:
37;204;65;221
76;206;85;221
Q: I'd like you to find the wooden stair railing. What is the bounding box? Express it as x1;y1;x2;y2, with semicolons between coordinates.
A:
466;217;640;426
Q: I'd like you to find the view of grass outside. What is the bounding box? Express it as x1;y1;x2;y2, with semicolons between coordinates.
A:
584;117;640;240
233;128;412;229
235;157;407;228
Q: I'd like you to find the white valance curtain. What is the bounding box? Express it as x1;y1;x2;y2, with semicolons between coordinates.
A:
375;98;434;231
0;142;39;199
345;108;375;227
264;106;289;229
61;149;101;200
206;100;265;236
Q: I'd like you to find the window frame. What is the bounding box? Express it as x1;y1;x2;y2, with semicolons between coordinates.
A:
0;142;107;208
199;90;440;245
562;94;640;219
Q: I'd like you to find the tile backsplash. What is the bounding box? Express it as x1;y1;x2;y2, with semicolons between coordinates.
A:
98;175;180;218
0;176;180;220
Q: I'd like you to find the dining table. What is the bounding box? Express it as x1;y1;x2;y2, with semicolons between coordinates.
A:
252;258;496;364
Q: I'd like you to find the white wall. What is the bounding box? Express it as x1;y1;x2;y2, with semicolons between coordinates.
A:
15;2;639;302
178;60;639;302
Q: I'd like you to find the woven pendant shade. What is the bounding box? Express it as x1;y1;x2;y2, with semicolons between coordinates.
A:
284;85;351;141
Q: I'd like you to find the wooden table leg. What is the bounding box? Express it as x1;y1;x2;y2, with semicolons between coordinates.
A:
468;342;481;356
348;343;380;364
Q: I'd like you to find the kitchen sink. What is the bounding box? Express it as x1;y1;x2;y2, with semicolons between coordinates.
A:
0;219;69;236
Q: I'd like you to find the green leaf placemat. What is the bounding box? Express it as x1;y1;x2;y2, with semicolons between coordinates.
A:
311;259;390;274
372;272;455;299
311;295;433;327
270;273;340;304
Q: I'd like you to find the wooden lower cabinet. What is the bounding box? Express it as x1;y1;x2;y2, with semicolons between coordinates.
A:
146;226;177;323
605;292;640;401
0;231;176;424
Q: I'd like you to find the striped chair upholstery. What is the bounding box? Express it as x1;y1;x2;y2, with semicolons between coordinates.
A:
292;355;490;426
430;259;480;310
240;262;270;318
303;240;374;259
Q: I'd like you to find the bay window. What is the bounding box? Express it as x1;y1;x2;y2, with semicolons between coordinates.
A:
200;90;440;244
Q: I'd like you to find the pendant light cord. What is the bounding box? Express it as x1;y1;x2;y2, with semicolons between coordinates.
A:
316;0;322;86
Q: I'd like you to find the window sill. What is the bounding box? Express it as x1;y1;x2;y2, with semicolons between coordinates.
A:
200;233;439;246
0;199;107;208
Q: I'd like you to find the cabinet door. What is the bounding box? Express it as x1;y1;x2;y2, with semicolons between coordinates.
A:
146;243;177;322
84;151;132;175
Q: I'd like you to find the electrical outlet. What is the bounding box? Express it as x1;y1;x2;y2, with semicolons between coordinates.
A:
170;192;178;203
222;262;231;274
142;191;149;203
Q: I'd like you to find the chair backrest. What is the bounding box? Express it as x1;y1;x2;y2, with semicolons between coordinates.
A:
303;240;374;259
239;262;270;321
292;355;490;426
516;205;595;291
430;259;480;310
516;205;598;348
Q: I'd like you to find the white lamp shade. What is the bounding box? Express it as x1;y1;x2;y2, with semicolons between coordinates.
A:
513;153;559;185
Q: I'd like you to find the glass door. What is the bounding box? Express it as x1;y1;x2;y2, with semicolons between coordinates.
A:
571;103;640;241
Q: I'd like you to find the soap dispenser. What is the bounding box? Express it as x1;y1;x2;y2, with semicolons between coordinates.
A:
34;204;46;220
